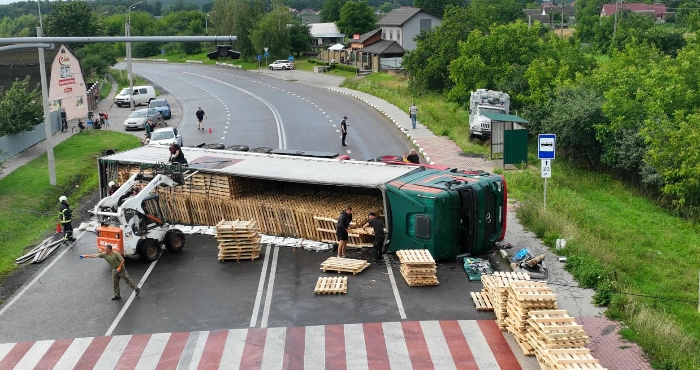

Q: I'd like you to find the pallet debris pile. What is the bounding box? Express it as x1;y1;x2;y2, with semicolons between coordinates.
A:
320;257;370;275
396;249;439;286
15;237;66;264
215;219;261;262
471;274;606;370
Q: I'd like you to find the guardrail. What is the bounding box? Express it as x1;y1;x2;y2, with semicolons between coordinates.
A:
215;62;242;69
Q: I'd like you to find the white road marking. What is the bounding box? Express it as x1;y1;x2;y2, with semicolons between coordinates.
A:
385;257;407;319
344;324;368;370
382;322;412;369
53;337;93;370
14;340;53;369
346;150;351;154
261;327;286;369
223;131;227;134
421;321;457;369
186;331;209;370
304;325;325;370
105;259;159;336
135;333;170;369
459;320;501;369
94;334;131;369
332;124;336;127
221;137;226;140
0;231;86;318
336;130;340;132
219;329;247;370
250;244;272;327
0;343;14;362
260;247;280;328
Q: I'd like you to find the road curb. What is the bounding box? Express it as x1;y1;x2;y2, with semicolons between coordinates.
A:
326;88;436;165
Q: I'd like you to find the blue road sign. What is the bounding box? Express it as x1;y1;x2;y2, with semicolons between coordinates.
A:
288;55;294;61
264;52;269;58
538;134;556;159
256;55;262;60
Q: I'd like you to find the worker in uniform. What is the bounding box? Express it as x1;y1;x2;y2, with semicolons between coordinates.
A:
58;196;76;242
336;206;353;258
108;181;119;196
362;212;385;262
80;244;141;301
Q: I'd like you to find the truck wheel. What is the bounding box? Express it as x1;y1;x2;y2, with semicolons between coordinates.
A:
139;238;161;262
250;147;273;154
226;145;249;152
164;229;185;253
202;143;225;149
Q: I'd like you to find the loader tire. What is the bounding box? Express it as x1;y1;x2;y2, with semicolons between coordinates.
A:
225;145;249;152
164;229;185;253
139;238;161;262
250;147;273;154
202;143;225;149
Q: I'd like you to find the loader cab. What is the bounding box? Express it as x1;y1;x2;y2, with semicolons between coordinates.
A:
130;194;166;236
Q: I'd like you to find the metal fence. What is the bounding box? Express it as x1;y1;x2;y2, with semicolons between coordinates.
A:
0;111;60;163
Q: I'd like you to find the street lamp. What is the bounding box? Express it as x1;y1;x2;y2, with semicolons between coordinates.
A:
205;14;209;34
126;0;145;111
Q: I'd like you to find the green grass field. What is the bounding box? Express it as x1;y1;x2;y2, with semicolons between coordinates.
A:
0;131;140;279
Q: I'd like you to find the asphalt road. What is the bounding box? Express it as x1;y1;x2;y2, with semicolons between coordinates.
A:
111;63;412;161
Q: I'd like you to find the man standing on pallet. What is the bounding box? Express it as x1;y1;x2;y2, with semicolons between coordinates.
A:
58;196;76;242
336;206;353;258
80;244;141;301
362;212;385;262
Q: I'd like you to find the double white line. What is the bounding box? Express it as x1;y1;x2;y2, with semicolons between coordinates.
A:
250;245;280;328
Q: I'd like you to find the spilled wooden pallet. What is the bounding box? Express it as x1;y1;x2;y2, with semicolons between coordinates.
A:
314;276;348;294
470;292;494;311
396;249;436;265
216;219;261;262
396;249;439;287
480;273;534;329
320;257;370;275
315;216;373;249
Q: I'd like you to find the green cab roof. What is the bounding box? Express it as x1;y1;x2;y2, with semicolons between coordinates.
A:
481;113;529;124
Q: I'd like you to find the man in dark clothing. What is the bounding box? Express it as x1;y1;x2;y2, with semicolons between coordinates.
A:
196;107;207;130
336;206;353;257
362;212;385;262
340;116;348;146
58;196;76;242
108;181;119;196
169;143;187;164
407;149;420;164
60;109;68;132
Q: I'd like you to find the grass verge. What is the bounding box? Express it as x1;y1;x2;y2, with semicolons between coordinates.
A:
108;68;153;92
99;76;112;100
341;73;490;157
504;153;700;369
0;131;140;279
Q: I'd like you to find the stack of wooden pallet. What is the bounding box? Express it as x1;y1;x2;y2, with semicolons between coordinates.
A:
215;219;261;262
320;257;370;275
171;173;231;198
505;281;558;355
476;272;532;326
526;310;597;369
396;249;439;286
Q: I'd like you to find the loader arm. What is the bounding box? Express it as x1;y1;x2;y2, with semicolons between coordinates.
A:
94;173;182;222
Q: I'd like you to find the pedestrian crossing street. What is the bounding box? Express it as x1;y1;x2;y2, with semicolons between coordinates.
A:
0;320;523;370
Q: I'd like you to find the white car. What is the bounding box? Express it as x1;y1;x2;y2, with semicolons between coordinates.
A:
269;60;294;70
148;127;183;147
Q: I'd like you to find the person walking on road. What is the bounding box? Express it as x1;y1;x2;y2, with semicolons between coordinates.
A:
362;212;385;262
336;206;353;258
407;149;420;164
196;107;207;130
58;196;76;242
341;116;348;146
80;244;141;301
409;103;418;129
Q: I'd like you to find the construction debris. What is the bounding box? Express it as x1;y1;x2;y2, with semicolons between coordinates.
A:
314;276;348;294
320;257;370;275
15;237;66;265
216;219;261;262
396;249;439;286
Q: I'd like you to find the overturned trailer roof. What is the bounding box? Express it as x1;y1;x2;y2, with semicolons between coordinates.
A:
101;146;421;188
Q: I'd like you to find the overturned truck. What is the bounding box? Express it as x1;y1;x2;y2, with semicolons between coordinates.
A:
97;146;507;260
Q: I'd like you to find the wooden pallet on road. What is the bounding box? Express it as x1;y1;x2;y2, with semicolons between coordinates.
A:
396;249;439;287
402;275;440;287
216;219;261;262
314;276;348;294
470;292;494;311
396;249;436;265
320;257;370;275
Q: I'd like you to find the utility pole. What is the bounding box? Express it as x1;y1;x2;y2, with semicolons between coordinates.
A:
36;26;56;186
561;0;565;36
126;1;144;111
614;0;619;35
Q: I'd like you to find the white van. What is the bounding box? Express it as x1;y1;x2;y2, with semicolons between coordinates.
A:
114;85;157;107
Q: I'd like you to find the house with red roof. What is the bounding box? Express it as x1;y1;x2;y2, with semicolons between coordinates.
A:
600;3;667;20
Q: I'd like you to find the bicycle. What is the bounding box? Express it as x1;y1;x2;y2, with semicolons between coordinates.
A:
71;121;93;135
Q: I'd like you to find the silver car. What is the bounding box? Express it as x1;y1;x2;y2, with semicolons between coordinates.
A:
123;108;162;130
148;127;183;147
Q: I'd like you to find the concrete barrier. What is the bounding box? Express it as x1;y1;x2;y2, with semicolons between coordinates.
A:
313;66;330;73
185;60;203;64
215;62;242;69
131;58;168;63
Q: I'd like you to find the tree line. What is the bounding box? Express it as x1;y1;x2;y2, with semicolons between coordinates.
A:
404;0;700;217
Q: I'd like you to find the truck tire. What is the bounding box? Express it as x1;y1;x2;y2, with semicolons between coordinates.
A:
164;229;185;253
202;143;225;149
226;145;249;152
250;147;273;154
139;238;161;262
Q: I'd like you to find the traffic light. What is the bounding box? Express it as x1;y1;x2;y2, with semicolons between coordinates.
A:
207;45;241;60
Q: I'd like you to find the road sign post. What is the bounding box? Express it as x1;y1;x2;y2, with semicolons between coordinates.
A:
264;47;269;67
288;55;294;79
256;54;261;69
538;134;556;210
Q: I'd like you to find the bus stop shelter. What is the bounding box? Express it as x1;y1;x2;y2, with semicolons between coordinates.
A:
483;113;529;166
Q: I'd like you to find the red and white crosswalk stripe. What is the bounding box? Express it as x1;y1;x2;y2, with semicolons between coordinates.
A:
0;320;522;370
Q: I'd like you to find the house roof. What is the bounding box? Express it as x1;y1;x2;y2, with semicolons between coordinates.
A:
309;22;344;38
376;8;423;27
349;28;381;44
359;40;405;56
601;3;667;17
0;48;59;67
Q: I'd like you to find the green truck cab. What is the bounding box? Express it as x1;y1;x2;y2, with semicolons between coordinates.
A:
384;170;507;260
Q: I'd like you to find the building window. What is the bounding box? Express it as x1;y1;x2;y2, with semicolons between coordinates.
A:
382;30;386;39
389;30;393;40
420;19;432;31
397;30;401;42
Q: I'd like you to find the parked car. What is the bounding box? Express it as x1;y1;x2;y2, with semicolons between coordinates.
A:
114;85;157;107
149;98;171;119
269;60;293;70
123;108;163;131
148;127;183;147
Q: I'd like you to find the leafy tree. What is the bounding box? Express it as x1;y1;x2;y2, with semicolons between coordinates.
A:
75;43;119;77
44;2;103;39
163;0;199;16
202;1;215;12
0;77;43;136
249;0;292;59
320;0;347;22
289;21;313;57
412;0;462;18
573;0;608;43
0;14;39;37
336;1;376;36
676;1;700;26
379;2;393;13
212;0;266;59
